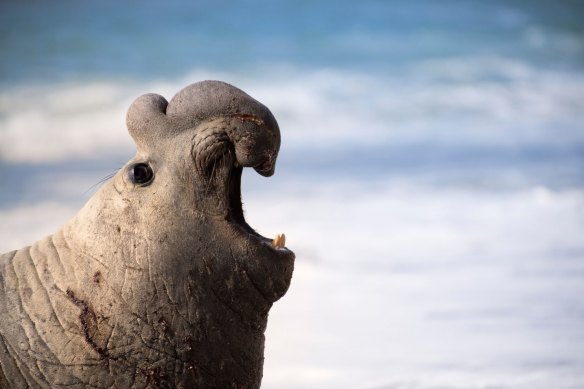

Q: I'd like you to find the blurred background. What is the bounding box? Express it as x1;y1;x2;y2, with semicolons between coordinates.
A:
1;1;583;387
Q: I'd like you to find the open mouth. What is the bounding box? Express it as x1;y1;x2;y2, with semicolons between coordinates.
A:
225;163;292;255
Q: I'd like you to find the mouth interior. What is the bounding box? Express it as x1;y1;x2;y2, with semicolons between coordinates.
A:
227;165;246;225
221;157;287;251
226;165;264;239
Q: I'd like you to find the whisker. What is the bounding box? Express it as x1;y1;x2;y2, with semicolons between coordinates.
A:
83;165;122;196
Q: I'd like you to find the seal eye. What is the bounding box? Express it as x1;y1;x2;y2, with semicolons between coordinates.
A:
128;163;154;185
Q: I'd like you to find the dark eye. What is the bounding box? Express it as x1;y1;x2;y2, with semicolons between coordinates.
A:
128;163;154;185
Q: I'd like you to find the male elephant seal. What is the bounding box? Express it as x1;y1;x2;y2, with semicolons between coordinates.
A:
0;81;295;388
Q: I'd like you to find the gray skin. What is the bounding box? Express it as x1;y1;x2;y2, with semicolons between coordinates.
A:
0;81;295;388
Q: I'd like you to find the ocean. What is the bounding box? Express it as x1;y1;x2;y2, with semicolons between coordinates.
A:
1;1;583;387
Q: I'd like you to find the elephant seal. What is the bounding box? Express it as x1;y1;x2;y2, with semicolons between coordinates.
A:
0;81;295;388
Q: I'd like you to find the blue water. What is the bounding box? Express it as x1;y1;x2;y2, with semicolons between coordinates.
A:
1;1;584;388
1;1;583;84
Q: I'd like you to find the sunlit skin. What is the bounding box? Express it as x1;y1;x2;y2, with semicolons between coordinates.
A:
0;81;294;388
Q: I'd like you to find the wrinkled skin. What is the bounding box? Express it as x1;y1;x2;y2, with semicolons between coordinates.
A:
0;81;295;388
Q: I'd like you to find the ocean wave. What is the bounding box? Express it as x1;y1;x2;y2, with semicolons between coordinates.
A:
1;57;583;163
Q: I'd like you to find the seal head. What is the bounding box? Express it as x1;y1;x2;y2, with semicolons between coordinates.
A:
118;80;294;303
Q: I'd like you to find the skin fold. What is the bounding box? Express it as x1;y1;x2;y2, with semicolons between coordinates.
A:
0;81;295;388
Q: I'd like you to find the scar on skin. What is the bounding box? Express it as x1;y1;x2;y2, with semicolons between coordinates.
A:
66;288;109;359
227;113;264;126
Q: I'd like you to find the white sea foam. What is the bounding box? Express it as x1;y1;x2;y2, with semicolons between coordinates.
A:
1;57;583;163
248;183;584;388
247;59;584;149
0;202;77;253
0;82;134;163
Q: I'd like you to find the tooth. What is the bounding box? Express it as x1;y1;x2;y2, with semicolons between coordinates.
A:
272;233;286;249
272;234;281;248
